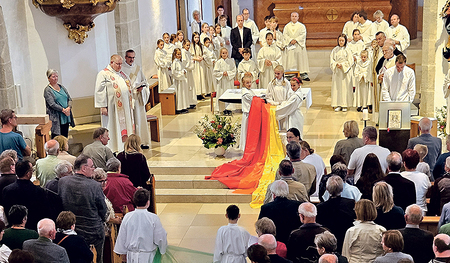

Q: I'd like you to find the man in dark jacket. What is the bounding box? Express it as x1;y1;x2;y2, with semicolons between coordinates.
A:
230;14;252;67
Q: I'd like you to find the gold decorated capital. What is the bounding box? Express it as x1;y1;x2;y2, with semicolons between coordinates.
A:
64;23;95;44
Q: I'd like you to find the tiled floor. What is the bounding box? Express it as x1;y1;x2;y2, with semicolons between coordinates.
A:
143;35;423;254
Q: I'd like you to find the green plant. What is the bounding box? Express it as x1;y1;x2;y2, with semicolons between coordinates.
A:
436;105;448;137
194;114;241;149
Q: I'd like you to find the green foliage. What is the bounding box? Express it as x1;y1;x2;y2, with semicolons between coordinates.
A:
193;114;241;149
436;105;448;137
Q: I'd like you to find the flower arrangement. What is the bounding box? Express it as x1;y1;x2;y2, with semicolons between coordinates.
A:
194;114;241;149
436;106;448;137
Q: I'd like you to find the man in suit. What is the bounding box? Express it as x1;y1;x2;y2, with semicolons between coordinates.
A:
407;117;442;173
258;180;302;244
399;204;434;263
381;151;416;211
23;218;70;263
316;176;356;253
230;14;252;67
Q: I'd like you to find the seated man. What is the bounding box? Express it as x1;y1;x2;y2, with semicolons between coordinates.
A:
258;234;292;263
265;160;308;204
0;156;16;204
114;188;167;262
430;234;450;263
36;139;61;186
2;205;39;250
434;135;450;180
104;157;136;213
0;109;31;160
44;160;73;193
23;218;69;263
82;127;114;170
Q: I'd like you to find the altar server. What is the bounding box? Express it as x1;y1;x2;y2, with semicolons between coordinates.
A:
213;24;225;58
171;48;189;112
357;11;375;48
257;33;282;90
354;50;373;111
240;75;257;151
284;12;310;81
203;37;216;95
331;34;354;112
175;30;185;49
219;15;232;55
163;33;175;62
190;32;206;98
259;16;272;47
214;48;236;112
342;11;360;42
270;16;286;65
200;23;210;45
276;77;305;137
238;48;258;89
154;39;172;92
266;65;293;106
182;40;197;108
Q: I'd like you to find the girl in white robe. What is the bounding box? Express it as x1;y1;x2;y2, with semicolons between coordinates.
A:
342;12;360;41
354;50;373;110
175;30;184;49
203;37;216;95
276;77;305;137
240;75;257;151
190;32;206;97
213;24;225;58
171;48;189;112
213;48;236;112
154;39;172;92
331;34;354;112
270;16;286;67
199;23;210;46
257;33;282;90
266;65;293;106
238;48;259;89
181;40;197;108
163;33;175;64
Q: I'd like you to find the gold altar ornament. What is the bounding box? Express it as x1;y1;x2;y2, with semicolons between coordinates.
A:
31;0;117;44
326;9;338;21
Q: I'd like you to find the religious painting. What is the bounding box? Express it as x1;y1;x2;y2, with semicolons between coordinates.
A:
388;110;402;129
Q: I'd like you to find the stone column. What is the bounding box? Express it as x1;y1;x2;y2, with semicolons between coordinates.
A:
0;6;16;110
420;0;438;117
114;0;142;65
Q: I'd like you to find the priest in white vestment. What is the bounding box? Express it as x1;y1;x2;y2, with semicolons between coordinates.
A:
283;12;310;81
373;10;389;34
276;77;305;137
115;189;167;263
381;54;415;102
386;14;410;52
95;55;135;153
122;50;151;148
241;8;259;62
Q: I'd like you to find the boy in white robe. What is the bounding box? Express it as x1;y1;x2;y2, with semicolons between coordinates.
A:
240;76;257;151
115;189;167;263
257;33;282;90
203;37;217;95
276;77;305;137
154;39;172;92
238;48;258;89
283;12;310;81
214;48;236;113
219;15;232;55
163;33;175;64
356;11;375;48
172;48;189;112
259;16;272;47
213;205;251;263
181;40;197;108
354;50;373;110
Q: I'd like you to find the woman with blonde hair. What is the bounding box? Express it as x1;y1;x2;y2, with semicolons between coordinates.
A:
116;134;151;187
53;135;76;165
373;181;405;230
333;120;364;164
342;199;385;263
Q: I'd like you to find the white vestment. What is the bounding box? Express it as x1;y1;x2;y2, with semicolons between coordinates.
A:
237;59;258;89
259;28;270;47
163;43;175;62
122;62;151;145
443;69;450;135
182;49;197;106
342;21;359;41
200;32;209;46
347;39;365;91
373;19;389;34
354;59;373;107
381;66;415;102
330;46;353;107
95;65;135;152
266;78;293;106
221;26;232;55
214;58;236;112
283;21;309;73
203;46;217;94
276;88;304;137
172;58;189;111
213;223;251;263
243;18;259;62
240;88;256;151
386;24;410;52
114;209;167;263
357;20;375;48
212;35;225;58
175;41;183;49
190;44;206;95
257;44;282;90
154;48;172;92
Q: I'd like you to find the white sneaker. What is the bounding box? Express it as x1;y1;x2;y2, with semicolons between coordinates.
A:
342;107;348;112
334;107;341;112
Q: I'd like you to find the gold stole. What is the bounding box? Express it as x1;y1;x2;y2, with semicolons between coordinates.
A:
128;65;145;106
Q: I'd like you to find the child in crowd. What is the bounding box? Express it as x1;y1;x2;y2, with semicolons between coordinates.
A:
213;24;225;58
354;50;372;112
190;32;206;99
218;15;232;55
238;48;258;89
331;34;353;112
257;33;282;90
213;48;236;113
200;23;210;45
259;16;272;48
276;77;305;137
162;32;174;62
175;30;184;49
240;75;257;151
213;205;251;263
266;65;293;106
154;39;172;92
203;37;216;96
171;48;189;113
181;40;197;108
269;16;286;66
170;33;177;45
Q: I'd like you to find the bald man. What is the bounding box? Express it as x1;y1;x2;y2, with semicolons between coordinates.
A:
23;219;70;263
386;14;410;52
95;54;135;152
318;254;338;263
431;234;450;262
36;139;60;186
258;234;292;263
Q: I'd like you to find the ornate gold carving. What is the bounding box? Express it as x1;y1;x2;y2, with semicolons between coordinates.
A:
105;0;114;7
61;0;76;9
32;0;111;6
90;0;100;5
64;23;95;44
326;9;338;21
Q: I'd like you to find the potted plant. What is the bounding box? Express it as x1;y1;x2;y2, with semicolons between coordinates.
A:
194;114;241;156
436;106;448;138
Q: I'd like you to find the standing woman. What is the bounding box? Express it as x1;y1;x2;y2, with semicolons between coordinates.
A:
333;120;364;164
44;69;75;138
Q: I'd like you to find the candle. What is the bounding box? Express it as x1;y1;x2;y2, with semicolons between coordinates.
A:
363;108;369;120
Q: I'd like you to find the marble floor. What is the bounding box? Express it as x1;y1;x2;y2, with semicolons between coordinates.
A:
142;35;423;253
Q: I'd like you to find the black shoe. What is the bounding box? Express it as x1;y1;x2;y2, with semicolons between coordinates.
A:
197;95;203;100
182;109;189;113
141;145;150;149
189;105;196;109
357;107;362;112
368;105;373;114
303;77;310;81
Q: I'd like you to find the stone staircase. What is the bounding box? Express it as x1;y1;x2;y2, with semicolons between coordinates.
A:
151;167;252;203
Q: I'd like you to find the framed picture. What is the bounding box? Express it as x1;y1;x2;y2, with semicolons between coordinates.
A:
388;110;402;129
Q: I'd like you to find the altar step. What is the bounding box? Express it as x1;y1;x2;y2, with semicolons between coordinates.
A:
152;167;252;203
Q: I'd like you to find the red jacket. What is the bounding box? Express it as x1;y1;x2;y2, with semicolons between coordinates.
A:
104;173;137;213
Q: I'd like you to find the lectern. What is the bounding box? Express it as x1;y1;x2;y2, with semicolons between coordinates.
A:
378;102;411;153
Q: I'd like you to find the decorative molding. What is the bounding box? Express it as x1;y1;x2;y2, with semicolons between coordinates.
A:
64;23;94;44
